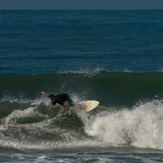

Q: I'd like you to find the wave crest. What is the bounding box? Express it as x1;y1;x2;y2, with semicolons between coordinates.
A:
84;100;163;150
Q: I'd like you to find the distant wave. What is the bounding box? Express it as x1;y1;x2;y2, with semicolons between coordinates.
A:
58;67;133;75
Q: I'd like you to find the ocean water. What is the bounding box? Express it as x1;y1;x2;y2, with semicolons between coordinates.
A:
0;10;163;162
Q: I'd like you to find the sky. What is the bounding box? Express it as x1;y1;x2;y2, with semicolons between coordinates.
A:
0;0;163;10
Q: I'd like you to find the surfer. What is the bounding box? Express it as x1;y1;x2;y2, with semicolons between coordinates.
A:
41;91;74;116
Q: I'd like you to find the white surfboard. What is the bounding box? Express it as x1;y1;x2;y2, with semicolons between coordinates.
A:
75;100;100;112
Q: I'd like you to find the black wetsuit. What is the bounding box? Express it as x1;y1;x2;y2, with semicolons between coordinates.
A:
48;93;74;106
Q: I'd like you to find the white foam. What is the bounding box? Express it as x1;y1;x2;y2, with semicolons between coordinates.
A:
30;97;51;106
0;95;52;106
2;106;47;124
58;67;105;75
83;100;163;150
0;96;31;104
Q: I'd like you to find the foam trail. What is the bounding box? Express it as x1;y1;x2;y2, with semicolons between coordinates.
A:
84;100;163;150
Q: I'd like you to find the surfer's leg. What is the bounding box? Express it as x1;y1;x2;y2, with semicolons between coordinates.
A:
63;102;71;116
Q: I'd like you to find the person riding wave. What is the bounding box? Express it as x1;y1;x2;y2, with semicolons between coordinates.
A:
41;91;74;116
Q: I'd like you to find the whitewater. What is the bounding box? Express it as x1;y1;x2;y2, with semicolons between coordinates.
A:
0;95;163;151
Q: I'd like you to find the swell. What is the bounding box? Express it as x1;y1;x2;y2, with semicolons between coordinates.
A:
1;72;163;106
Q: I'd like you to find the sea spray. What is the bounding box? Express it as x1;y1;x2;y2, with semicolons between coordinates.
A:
84;100;163;150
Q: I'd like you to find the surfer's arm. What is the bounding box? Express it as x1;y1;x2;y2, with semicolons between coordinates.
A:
41;91;49;97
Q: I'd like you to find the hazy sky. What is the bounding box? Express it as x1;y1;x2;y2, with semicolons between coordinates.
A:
0;0;163;10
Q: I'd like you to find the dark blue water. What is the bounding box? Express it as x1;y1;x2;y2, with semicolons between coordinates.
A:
0;10;163;74
1;10;163;163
